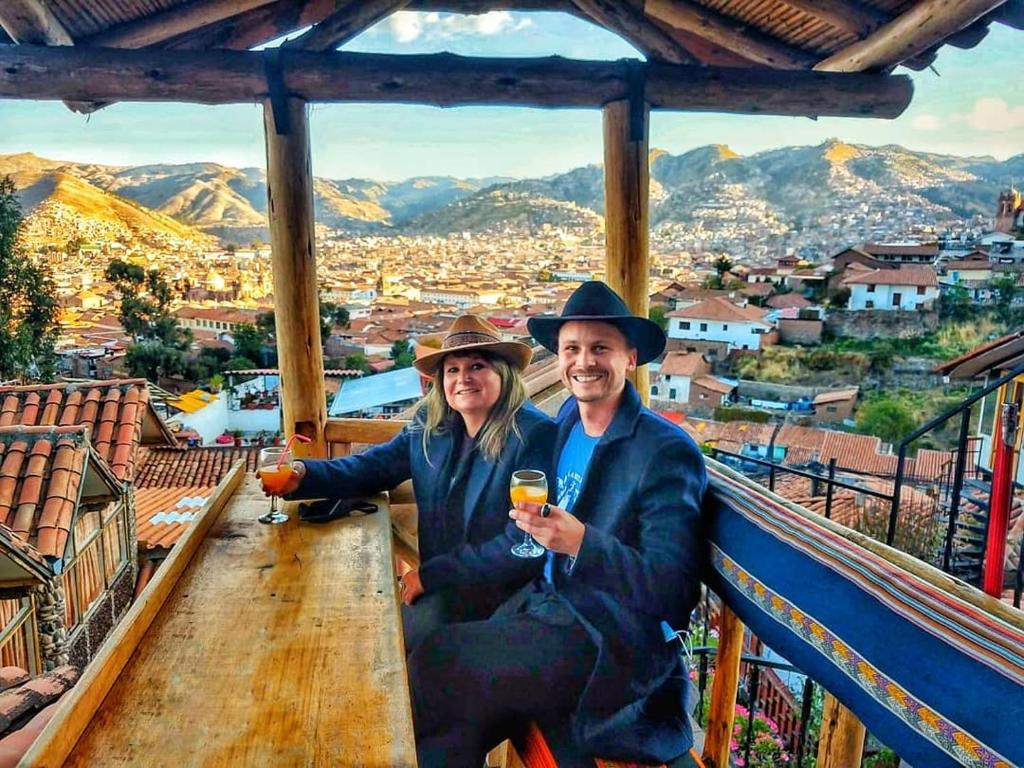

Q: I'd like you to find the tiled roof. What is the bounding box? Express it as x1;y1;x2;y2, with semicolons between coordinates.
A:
135;487;212;551
812;388;859;405
0;426;120;559
134;446;260;489
842;267;938;288
660;352;709;378
0;380;175;482
693;376;736;395
766;294;812;310
0;665;78;766
668;297;771;325
861;243;939;258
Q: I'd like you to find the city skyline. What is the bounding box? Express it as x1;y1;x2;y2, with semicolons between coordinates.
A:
0;12;1022;180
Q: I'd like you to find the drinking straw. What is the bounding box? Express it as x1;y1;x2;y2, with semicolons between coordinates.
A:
276;434;312;468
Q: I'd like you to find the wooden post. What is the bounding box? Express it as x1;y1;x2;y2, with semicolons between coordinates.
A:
816;692;866;768
263;96;328;459
701;603;744;768
603;97;651;406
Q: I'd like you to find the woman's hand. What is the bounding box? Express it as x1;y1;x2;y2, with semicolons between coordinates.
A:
509;501;585;558
400;570;424;605
258;460;306;497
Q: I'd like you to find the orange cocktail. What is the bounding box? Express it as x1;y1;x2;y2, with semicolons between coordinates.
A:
510;485;548;506
259;464;296;495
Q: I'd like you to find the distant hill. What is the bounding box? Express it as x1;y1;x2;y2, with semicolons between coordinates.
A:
1;143;1019;249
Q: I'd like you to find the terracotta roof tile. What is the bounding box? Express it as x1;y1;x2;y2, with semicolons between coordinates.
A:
0;426;119;560
668;297;771;325
0;380;174;482
0;666;78;737
660;352;710;377
135;487;213;551
134;446;260;489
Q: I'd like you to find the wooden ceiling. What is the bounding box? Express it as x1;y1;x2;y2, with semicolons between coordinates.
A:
0;0;1020;117
1;0;1020;72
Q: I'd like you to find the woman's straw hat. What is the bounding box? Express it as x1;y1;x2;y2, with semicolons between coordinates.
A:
413;315;533;376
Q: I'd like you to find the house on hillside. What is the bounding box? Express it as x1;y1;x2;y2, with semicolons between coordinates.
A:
667;297;776;353
812;388;859;424
937;251;994;302
843;266;939;311
859;242;939;265
652;352;710;404
0;380;176;671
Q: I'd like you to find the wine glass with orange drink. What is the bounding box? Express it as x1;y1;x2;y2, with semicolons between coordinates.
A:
258;446;296;524
510;469;548;558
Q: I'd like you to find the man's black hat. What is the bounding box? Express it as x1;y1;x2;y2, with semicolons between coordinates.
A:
527;281;666;365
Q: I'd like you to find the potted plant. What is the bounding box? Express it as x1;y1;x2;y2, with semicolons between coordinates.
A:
231;429;244;447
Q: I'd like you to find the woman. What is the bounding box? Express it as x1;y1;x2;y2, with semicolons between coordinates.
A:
270;314;554;652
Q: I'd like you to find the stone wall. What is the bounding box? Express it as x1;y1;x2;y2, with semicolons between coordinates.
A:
33;581;70;671
824;309;938;340
67;562;136;669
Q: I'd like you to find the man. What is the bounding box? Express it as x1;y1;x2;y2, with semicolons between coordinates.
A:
408;281;707;767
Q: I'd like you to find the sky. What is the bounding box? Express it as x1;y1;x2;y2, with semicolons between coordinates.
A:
0;11;1021;181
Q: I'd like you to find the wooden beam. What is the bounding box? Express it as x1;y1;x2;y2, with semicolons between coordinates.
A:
0;0;73;45
775;0;888;37
85;0;278;49
286;0;412;52
647;16;757;67
644;0;818;69
701;604;744;768
603;98;651;405
571;0;696;64
815;692;866;768
264;97;328;460
0;46;915;118
815;0;1010;72
167;0;337;51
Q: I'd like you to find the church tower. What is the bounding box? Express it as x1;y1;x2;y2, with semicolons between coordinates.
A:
995;187;1023;234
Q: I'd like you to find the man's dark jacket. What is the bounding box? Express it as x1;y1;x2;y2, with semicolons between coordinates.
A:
507;382;707;762
295;403;554;593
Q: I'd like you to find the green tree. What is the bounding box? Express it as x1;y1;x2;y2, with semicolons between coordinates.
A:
125;341;185;381
990;275;1019;324
232;323;265;364
390;339;415;369
856;396;917;443
256;311;276;337
0;176;60;381
105;258;188;348
828;286;851;309
319;300;351;340
938;284;975;323
344;352;372;374
648;305;669;331
224;356;256;371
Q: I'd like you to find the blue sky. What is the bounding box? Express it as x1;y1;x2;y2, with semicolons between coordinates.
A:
0;11;1021;180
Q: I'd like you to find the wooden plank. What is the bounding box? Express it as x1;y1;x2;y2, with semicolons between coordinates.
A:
815;692;866;768
286;0;412;52
28;475;416;767
264;97;328;460
644;0;818;69
701;603;744;768
775;0;888;37
325;418;408;446
0;46;915;119
603;99;651;406
0;0;73;45
86;0;277;48
21;461;246;768
570;0;697;64
815;0;1009;72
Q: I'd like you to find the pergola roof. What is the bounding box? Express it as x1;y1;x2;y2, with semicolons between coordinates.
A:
1;1;1021;108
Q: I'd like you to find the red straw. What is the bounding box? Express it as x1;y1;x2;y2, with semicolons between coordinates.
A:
277;434;311;468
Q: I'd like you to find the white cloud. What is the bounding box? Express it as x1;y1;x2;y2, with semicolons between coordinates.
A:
385;11;530;43
388;12;424;43
911;114;943;131
955;97;1024;132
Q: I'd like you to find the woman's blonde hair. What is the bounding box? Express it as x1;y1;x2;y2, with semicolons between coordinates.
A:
417;351;527;462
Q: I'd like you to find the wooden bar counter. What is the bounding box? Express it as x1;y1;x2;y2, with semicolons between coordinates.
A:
23;465;417;767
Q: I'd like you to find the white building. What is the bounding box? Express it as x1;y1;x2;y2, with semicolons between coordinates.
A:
667;297;775;352
843;267;939;311
652;352;710;403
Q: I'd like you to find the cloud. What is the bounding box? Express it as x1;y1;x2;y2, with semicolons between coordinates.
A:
385;11;531;43
954;97;1024;132
911;114;943;131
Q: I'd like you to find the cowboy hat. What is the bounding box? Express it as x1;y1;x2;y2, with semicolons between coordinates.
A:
527;281;665;365
413;315;533;376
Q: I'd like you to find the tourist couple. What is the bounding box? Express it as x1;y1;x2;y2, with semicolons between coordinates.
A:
267;281;707;768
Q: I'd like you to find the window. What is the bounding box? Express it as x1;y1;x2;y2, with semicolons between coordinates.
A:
681;321;691;330
651;386;659;396
892;293;902;307
916;286;926;295
722;324;728;331
0;597;39;674
865;301;874;309
699;393;708;400
827;406;837;413
867;285;875;293
61;502;131;634
699;323;708;332
669;388;677;400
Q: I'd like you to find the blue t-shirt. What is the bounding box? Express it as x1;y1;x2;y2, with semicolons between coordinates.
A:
547;421;600;582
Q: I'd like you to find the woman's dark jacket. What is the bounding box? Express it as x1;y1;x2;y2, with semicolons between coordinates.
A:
293;403;555;593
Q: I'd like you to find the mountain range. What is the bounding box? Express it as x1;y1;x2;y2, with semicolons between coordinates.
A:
2;141;1020;252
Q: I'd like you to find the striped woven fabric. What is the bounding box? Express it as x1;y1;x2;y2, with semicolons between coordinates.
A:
705;464;1024;768
515;721;706;768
